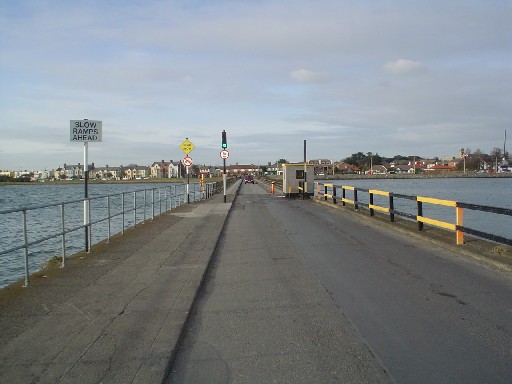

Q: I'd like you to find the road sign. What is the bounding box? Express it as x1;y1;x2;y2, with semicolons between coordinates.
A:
180;138;195;154
220;149;230;159
182;156;193;167
70;120;102;142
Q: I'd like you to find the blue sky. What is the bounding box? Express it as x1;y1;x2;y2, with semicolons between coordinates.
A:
1;0;511;170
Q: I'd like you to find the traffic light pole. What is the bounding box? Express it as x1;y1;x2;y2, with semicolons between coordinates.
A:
223;158;227;203
221;130;228;203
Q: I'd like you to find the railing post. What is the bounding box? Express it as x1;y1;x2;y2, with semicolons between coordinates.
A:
354;189;359;210
417;200;424;231
456;205;464;245
22;210;30;287
60;204;66;267
121;192;125;235
165;187;168;212
88;200;92;254
332;186;337;204
143;190;147;222
324;184;328;201
342;187;346;206
152;189;155;220
133;191;136;228
389;194;395;222
107;196;111;242
369;192;374;216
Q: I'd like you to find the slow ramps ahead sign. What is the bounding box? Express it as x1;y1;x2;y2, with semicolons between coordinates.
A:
70;120;102;142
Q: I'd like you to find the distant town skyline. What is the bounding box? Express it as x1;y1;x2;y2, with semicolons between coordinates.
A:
3;145;508;173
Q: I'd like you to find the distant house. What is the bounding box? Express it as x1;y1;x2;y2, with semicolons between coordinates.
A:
427;165;454;172
62;163;83;179
199;166;217;178
369;165;388;174
151;160;181;178
124;164;150;179
393;165;414;173
92;165;120;180
308;159;333;175
333;162;360;174
265;162;282;175
226;164;260;176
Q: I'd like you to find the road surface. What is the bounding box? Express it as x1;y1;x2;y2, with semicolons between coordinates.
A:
169;181;512;383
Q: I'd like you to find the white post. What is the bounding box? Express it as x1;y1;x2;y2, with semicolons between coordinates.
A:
84;142;90;252
186;165;190;203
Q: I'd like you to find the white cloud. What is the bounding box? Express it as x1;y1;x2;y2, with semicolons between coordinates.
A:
290;69;328;84
384;59;425;75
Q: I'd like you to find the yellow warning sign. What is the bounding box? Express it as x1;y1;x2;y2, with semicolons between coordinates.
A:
179;138;195;154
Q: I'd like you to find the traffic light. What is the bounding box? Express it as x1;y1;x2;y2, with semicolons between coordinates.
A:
222;130;227;148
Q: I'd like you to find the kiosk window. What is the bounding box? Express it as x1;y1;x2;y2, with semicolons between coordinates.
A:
296;170;304;179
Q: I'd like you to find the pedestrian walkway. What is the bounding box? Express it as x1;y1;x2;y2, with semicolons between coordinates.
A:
0;181;240;383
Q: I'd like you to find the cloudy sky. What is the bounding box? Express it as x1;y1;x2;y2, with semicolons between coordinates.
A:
1;0;510;171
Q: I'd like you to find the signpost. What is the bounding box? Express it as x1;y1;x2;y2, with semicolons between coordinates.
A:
180;138;195;203
70;119;102;253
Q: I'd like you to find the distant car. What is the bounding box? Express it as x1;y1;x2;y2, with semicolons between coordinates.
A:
244;175;254;184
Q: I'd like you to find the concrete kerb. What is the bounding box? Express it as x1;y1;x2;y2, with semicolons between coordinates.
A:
312;197;512;273
161;179;242;383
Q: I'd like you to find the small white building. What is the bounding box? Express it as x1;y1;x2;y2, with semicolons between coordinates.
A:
282;163;315;197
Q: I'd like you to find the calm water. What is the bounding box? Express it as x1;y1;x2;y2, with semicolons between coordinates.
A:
1;179;511;287
0;182;198;288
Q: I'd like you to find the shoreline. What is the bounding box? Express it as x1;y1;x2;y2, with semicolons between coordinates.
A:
318;172;512;181
0;177;222;186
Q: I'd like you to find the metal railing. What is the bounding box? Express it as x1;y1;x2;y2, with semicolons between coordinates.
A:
0;181;223;287
316;182;512;247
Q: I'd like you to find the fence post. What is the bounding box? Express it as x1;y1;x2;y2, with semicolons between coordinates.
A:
324;184;328;201
61;204;66;267
456;205;464;245
107;196;111;242
22;210;30;287
133;191;137;228
144;190;147;222
122;192;125;235
88;200;92;253
369;192;374;216
152;189;155;220
354;189;359;210
417;200;424;231
389;194;395;222
332;186;337;204
342;187;346;206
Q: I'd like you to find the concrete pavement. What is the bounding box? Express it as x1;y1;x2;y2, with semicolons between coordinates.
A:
0;181;240;383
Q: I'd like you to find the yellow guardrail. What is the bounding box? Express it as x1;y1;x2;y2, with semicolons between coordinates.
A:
315;183;468;245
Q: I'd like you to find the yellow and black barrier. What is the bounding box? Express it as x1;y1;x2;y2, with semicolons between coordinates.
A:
315;183;512;247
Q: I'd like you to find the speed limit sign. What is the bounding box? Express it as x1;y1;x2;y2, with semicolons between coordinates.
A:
220;149;229;159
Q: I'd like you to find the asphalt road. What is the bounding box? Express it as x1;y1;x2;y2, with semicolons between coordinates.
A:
170;181;512;383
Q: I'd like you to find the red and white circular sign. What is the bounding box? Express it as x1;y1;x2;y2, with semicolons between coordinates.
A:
182;156;193;166
220;149;230;159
